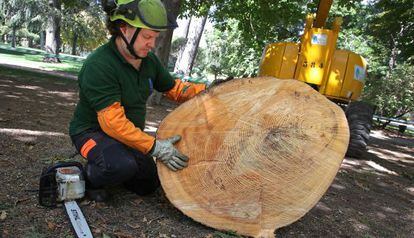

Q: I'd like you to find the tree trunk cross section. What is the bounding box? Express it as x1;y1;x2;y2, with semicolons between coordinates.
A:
157;77;349;237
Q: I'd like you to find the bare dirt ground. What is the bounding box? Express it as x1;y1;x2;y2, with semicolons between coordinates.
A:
0;69;413;238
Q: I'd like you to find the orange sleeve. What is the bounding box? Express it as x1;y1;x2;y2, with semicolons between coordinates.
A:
97;102;155;154
164;79;206;103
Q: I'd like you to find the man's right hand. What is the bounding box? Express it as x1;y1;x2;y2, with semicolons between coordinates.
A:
150;135;189;171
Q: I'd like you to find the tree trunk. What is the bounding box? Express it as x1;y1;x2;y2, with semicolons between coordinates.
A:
173;14;208;76
157;77;350;238
175;17;191;65
28;38;33;48
387;25;406;76
40;31;45;50
11;26;16;48
149;0;181;105
388;37;398;75
71;32;78;55
44;0;61;63
183;17;191;39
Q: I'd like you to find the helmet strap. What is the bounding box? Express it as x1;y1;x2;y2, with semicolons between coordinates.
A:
119;27;144;59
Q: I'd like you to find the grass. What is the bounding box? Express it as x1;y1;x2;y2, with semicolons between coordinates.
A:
0;46;83;75
0;43;85;60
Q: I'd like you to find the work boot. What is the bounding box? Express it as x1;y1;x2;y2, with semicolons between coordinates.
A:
82;169;109;202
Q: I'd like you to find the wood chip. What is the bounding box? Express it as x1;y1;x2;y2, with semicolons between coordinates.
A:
47;221;56;230
0;211;7;221
113;232;134;238
130;198;143;206
127;223;140;229
102;233;111;238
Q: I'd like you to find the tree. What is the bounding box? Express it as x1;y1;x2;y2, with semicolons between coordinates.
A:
201;19;260;79
369;0;414;71
43;0;108;59
364;63;414;119
169;36;186;70
61;0;106;55
353;0;414;120
170;17;191;69
0;0;46;47
174;14;208;75
44;0;61;62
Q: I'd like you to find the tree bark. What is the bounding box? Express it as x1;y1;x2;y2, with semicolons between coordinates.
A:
183;17;191;39
40;31;45;50
388;37;398;75
149;0;181;105
44;0;61;63
173;14;208;76
387;24;407;75
71;32;78;55
175;17;191;64
11;26;16;48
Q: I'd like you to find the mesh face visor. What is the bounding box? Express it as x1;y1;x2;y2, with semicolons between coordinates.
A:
115;0;178;30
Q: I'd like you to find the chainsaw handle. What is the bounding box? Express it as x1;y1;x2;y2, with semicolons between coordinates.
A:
38;161;84;208
43;161;84;175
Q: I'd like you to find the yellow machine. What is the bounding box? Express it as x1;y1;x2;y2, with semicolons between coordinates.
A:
258;0;374;158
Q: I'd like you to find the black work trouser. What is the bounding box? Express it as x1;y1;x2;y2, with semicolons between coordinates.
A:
71;129;160;196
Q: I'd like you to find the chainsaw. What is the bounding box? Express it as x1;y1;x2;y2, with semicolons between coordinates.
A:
39;161;93;238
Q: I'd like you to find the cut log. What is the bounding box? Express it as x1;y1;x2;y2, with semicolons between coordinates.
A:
156;77;349;237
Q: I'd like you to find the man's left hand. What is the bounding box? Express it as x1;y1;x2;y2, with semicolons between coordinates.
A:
151;135;189;171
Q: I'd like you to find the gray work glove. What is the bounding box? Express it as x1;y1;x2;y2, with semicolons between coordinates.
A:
151;135;189;171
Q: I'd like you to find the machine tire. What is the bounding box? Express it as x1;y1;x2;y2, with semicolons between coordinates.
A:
345;101;374;158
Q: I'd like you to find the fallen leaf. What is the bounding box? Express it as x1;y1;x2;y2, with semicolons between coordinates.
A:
102;233;111;238
114;232;135;238
95;202;107;209
127;223;140;229
80;200;91;206
130;198;143;206
0;211;7;220
47;221;56;230
90;201;97;208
